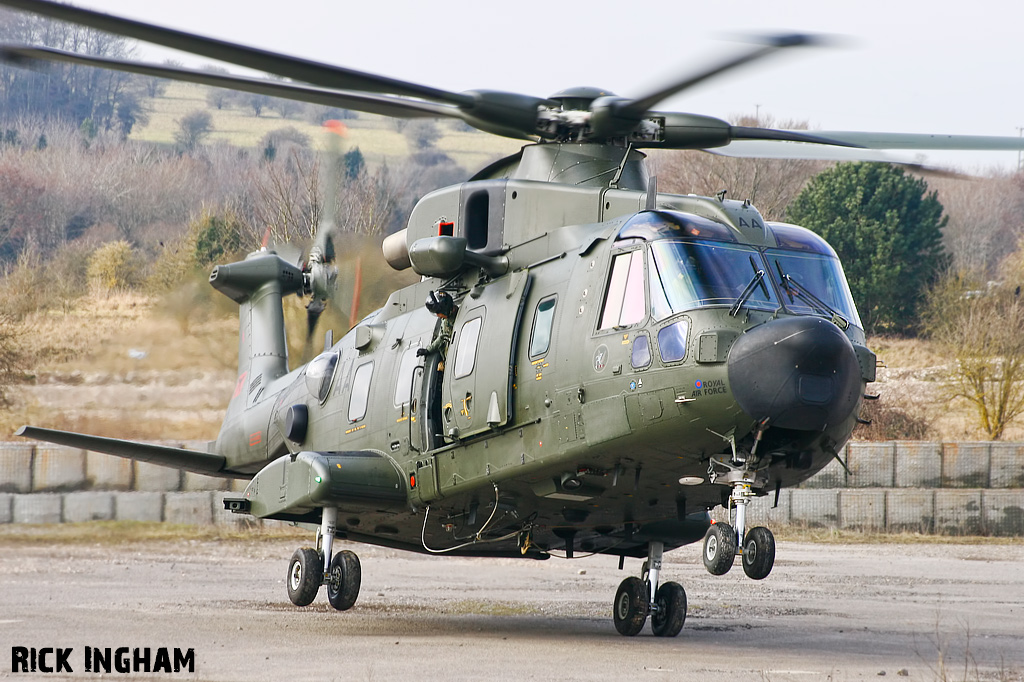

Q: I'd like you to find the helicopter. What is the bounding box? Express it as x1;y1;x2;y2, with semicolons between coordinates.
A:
6;0;1024;639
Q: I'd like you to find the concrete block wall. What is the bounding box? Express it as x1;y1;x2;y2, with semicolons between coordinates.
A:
712;488;1024;537
1;490;257;527
0;441;228;495
826;441;1024;490
2;440;1023;534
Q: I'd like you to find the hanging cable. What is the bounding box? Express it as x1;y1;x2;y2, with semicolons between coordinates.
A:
421;484;521;554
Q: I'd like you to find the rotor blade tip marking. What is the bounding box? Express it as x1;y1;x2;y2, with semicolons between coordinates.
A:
324;119;348;137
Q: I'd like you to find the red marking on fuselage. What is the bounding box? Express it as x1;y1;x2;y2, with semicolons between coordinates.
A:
249;432;262;447
233;371;248;399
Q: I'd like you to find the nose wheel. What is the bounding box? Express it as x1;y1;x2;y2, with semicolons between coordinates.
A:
285;507;363;610
705;456;777;580
612;541;688;637
702;522;736;575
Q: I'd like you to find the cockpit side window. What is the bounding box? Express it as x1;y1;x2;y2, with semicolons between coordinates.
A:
305;352;339;404
599;250;646;330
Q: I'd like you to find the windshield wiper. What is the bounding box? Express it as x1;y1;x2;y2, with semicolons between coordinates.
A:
773;261;849;330
729;256;770;317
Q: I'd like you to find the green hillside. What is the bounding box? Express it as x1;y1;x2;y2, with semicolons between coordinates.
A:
129;82;525;171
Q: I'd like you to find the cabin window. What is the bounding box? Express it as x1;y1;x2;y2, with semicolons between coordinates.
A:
529;296;557;359
599;250;646;330
465;191;489;250
305;351;339;403
393;347;420;407
348;360;374;422
453;316;483;379
631;334;652;369
658;320;689;363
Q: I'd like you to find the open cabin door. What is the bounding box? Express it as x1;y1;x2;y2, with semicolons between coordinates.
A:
442;271;531;440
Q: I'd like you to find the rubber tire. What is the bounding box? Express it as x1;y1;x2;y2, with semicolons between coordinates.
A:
702;523;736;576
326;550;361;611
286;548;322;607
742;526;776;580
613;576;650;636
651;581;687;637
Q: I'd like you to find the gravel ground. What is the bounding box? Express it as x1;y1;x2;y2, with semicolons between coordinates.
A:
0;537;1022;681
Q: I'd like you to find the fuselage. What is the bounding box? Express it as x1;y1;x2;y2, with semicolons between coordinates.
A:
214;174;875;559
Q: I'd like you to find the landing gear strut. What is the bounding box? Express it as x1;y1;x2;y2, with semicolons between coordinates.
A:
704;458;776;580
285;506;363;610
613;541;687;637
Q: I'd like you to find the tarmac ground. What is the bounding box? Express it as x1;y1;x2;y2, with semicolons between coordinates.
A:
0;533;1022;681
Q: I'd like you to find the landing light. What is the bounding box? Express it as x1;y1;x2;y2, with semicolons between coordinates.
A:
678;476;703;486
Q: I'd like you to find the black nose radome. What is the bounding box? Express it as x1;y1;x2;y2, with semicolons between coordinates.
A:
727;316;862;431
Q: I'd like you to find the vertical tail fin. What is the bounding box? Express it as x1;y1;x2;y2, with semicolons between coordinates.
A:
209;251;304;421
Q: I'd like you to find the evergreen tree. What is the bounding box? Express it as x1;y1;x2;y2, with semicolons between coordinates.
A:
787;162;947;333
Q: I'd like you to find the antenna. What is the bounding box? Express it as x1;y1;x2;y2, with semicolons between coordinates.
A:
645;176;658;210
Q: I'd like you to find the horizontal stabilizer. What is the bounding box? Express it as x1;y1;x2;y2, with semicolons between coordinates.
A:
15;426;242;479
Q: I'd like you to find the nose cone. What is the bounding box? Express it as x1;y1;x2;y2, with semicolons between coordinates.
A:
727;317;862;431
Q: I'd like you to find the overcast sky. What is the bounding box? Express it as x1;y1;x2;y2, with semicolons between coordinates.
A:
26;0;1024;171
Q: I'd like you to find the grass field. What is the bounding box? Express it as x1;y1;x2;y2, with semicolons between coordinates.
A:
129;82;525;172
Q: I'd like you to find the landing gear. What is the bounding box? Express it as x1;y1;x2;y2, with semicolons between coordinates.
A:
702;523;736;575
706;452;777;581
285;506;363;610
741;526;775;580
326;550;361;611
286;548;322;606
612;541;688;637
651;582;687;637
613;577;649;636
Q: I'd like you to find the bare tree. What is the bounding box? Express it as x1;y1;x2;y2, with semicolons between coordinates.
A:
251;147;322;245
928;171;1024;279
651;116;829;221
925;266;1024;440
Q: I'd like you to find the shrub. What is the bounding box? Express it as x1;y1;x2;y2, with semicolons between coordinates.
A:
87;240;140;294
0;311;28;407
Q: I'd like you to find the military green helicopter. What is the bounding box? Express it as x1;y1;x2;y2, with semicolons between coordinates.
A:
6;0;1024;638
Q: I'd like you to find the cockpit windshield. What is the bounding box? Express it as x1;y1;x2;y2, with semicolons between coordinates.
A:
764;222;862;327
614;211;863;329
649;240;777;320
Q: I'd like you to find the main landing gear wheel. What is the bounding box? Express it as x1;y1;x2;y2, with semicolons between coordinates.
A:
650;581;687;637
742;526;776;580
702;523;736;576
286;547;322;607
326;549;361;611
613;576;650;636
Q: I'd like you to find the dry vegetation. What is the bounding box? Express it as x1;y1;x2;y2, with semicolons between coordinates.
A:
2;89;1024;444
0;292;1014;443
861;336;1024;442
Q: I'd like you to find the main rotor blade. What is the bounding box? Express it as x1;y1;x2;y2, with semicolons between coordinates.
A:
729;126;863;148
808;130;1024;151
0;0;474;106
707;139;913;163
619;34;823;118
627;112;865;151
0;45;463;120
0;45;460;119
